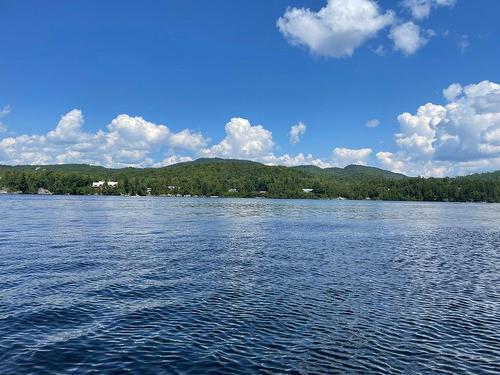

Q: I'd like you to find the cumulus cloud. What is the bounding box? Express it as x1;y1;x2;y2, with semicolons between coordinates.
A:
443;83;463;102
402;0;456;20
365;119;381;128
289;122;307;144
377;80;500;176
0;110;207;167
200;118;336;167
200;117;275;159
389;21;428;55
169;129;208;151
277;0;394;58
332;147;373;167
0;112;356;170
198;118;341;167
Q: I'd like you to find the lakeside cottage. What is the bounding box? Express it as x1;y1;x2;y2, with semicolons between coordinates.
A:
92;181;118;188
302;188;314;193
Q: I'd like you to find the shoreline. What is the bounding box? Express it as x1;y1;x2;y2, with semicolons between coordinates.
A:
0;192;496;204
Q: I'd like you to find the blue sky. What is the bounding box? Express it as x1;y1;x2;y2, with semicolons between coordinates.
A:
1;0;500;176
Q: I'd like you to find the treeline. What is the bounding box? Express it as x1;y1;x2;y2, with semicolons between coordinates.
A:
1;160;499;202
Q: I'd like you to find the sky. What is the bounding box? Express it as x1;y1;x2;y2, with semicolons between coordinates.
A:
1;0;500;176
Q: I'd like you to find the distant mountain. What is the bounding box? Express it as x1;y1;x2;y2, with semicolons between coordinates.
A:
459;170;500;181
292;164;407;180
0;164;115;174
1;158;499;202
165;158;262;169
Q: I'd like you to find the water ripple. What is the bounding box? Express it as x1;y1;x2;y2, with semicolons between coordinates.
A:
0;196;499;374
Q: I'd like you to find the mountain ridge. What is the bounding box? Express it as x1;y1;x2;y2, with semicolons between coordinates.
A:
1;158;499;179
1;158;499;202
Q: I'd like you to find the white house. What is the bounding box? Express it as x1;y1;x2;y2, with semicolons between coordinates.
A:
92;181;118;188
302;188;314;193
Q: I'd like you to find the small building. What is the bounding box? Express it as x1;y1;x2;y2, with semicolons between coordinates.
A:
38;187;52;195
302;188;314;193
259;190;267;194
146;187;152;195
228;188;238;193
167;185;177;190
107;181;118;188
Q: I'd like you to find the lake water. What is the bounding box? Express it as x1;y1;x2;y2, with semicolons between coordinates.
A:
0;196;499;374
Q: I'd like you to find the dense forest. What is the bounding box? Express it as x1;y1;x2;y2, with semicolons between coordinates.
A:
1;158;499;202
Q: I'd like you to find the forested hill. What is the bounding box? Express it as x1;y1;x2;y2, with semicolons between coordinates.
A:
291;164;407;180
0;159;499;202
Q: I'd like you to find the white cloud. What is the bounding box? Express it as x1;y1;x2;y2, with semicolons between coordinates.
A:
0;110;207;168
277;0;394;58
0;105;11;132
289;122;307;144
443;83;463;102
0;112;339;169
200;117;335;167
389;21;428;55
402;0;456;20
373;44;387;56
47;109;87;144
168;129;207;151
263;153;332;168
376;151;408;174
107;114;169;145
332;147;372;167
0;105;10;118
377;80;500;176
458;34;469;53
365;119;381;128
200;117;275;159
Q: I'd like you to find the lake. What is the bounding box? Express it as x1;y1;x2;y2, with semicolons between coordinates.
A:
0;196;499;374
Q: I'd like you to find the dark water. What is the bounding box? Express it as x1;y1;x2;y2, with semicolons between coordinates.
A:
1;196;499;374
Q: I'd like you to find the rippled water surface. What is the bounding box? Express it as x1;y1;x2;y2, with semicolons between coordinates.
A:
1;196;499;374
